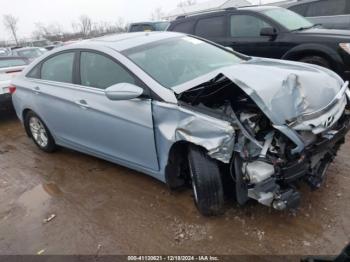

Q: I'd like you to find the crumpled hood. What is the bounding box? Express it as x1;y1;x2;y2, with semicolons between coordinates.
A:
173;57;345;126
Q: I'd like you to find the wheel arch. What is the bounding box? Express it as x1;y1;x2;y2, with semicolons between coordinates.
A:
22;108;33;137
164;141;208;189
282;43;342;72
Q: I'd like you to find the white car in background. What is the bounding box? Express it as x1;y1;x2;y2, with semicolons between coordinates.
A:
11;47;46;63
0;56;29;103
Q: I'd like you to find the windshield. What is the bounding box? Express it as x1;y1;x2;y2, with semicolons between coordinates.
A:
124;36;243;88
154;22;170;31
32;40;51;47
262;8;314;31
17;49;43;59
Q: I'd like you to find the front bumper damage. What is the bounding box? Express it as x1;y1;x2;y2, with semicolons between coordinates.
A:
172;59;350;210
237;113;350;210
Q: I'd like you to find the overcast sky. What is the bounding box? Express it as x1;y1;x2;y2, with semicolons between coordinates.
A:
0;0;279;41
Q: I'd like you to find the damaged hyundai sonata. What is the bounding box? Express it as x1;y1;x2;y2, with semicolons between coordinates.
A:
12;32;350;216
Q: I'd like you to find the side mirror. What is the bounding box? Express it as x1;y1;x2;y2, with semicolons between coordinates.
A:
260;27;277;37
105;83;144;101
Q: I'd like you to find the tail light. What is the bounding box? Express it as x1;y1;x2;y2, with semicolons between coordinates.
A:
8;85;16;94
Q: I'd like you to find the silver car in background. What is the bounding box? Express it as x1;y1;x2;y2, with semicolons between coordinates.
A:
11;32;350;216
11;47;46;63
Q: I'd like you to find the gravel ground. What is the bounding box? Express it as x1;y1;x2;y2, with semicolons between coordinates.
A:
0;103;349;257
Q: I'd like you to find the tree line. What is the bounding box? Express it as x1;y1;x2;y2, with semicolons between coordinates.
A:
1;0;196;46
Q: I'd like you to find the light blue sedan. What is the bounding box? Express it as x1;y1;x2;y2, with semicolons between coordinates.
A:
11;32;350;215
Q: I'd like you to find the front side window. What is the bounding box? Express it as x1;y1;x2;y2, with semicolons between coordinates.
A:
41;52;75;83
195;16;226;38
230;15;272;37
124;36;243;89
80;52;136;89
262;8;314;31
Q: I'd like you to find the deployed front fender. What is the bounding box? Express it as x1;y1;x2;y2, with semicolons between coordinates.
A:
152;101;236;170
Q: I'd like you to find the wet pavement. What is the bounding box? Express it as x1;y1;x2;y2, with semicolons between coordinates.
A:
0;104;349;256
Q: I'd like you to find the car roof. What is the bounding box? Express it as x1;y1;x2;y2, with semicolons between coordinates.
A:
238;5;281;11
68;32;185;52
171;5;281;22
276;0;321;8
130;21;168;25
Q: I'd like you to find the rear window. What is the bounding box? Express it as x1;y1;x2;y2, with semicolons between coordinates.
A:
130;24;154;32
194;16;226;38
0;59;27;69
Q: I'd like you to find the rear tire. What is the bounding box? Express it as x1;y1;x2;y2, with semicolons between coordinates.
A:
187;145;224;216
299;56;330;69
24;111;56;153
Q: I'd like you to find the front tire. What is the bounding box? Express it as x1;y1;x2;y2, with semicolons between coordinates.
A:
24;111;56;153
187;145;224;216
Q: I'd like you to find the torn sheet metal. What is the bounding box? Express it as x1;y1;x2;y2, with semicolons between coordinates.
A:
152;101;235;165
173;57;346;127
172;57;349;154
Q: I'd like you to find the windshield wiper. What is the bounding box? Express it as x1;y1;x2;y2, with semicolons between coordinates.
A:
291;23;322;32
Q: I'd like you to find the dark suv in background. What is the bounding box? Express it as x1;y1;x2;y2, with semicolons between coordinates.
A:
128;21;170;32
167;6;350;81
278;0;350;30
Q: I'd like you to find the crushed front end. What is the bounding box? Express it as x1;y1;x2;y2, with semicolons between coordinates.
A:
176;68;350;210
232;104;350;210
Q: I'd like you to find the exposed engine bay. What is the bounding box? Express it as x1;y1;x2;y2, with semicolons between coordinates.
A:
176;74;350;210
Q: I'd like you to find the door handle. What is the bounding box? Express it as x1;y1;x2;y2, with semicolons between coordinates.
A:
75;99;90;109
33;86;41;94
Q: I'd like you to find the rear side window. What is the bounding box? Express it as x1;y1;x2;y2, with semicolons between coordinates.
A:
230;15;272;37
194;16;226;38
171;21;195;33
306;0;347;17
41;52;75;83
0;59;27;68
80;52;136;89
27;65;40;79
